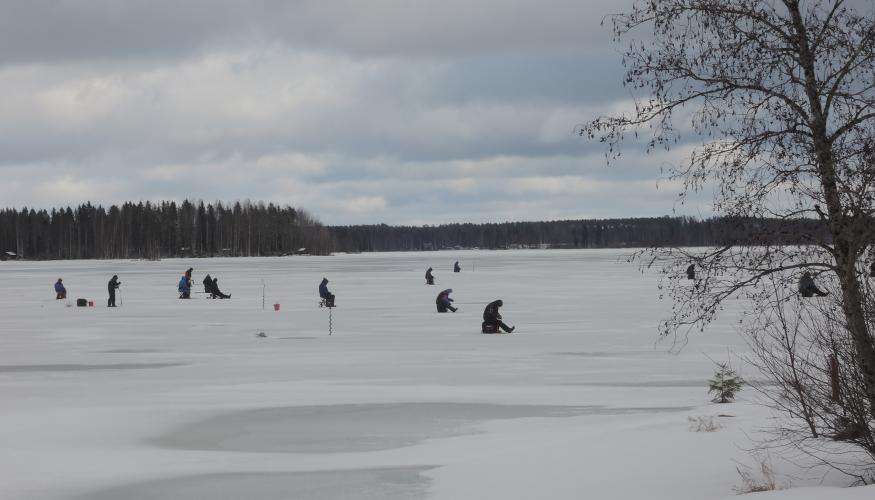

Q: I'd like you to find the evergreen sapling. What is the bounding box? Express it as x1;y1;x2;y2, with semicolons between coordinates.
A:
709;363;744;403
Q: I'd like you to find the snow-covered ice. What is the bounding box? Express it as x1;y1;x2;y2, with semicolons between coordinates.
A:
0;249;871;499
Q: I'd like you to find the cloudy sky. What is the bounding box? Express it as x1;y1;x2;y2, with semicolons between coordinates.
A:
0;0;707;225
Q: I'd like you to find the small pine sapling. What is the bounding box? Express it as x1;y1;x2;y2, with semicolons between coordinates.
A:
708;363;744;403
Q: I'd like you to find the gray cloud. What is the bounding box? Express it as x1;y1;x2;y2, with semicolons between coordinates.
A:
0;0;710;225
0;1;622;65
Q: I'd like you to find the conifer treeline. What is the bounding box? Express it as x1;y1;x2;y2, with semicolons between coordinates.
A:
329;217;830;252
0;201;829;259
0;200;332;259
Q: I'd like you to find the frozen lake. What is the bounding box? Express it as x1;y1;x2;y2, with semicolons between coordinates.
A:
0;250;870;500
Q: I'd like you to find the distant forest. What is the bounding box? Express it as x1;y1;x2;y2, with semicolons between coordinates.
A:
0;201;333;260
0;201;829;260
329;217;829;252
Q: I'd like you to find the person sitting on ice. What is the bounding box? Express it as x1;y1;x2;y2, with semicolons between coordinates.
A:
799;271;828;298
454;261;461;273
319;278;335;307
482;299;514;333
202;274;214;295
425;267;435;285
210;277;231;299
686;263;695;280
178;273;191;299
436;288;457;313
54;278;67;300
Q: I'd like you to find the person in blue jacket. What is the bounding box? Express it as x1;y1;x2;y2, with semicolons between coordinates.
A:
436;288;457;313
178;274;191;299
319;278;335;307
54;278;67;299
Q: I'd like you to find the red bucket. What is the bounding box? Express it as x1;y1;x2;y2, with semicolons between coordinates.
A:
273;303;280;311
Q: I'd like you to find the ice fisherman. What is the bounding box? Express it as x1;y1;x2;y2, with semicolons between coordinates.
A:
319;278;335;307
107;275;121;307
425;267;435;285
202;274;214;295
454;261;461;273
211;278;231;299
185;267;193;288
436;288;457;313
799;272;828;297
178;273;191;299
482;299;514;333
54;278;67;300
686;264;695;280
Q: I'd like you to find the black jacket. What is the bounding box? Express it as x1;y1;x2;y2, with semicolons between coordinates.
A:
483;300;503;322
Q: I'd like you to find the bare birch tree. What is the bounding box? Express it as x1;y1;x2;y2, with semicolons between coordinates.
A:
585;0;875;469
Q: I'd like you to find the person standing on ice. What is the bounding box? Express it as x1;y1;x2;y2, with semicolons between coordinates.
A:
185;267;193;289
54;278;66;299
425;267;435;285
319;278;335;307
436;289;457;313
107;275;121;307
178;273;191;299
453;261;461;273
482;299;514;333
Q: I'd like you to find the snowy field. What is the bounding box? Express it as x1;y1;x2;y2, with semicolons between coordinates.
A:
0;249;872;500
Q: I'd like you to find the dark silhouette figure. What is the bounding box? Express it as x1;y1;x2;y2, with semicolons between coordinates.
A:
454;261;461;273
436;288;458;313
203;274;214;295
686;264;695;280
425;267;435;285
211;278;231;299
54;278;67;299
185;267;194;288
482;299;514;333
799;272;828;297
107;275;121;307
319;278;335;307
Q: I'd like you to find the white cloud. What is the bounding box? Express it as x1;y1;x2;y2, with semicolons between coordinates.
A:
340;196;386;214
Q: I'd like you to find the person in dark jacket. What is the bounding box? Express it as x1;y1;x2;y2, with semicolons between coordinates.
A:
107;275;121;307
454;261;461;273
436;288;457;313
482;299;514;333
54;278;67;299
185;267;194;288
425;267;435;285
203;274;214;295
686;264;696;280
211;278;231;299
178;274;191;299
799;272;828;297
319;278;335;307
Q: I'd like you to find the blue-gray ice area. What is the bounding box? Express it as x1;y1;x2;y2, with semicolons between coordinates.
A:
151;402;686;454
73;468;432;500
